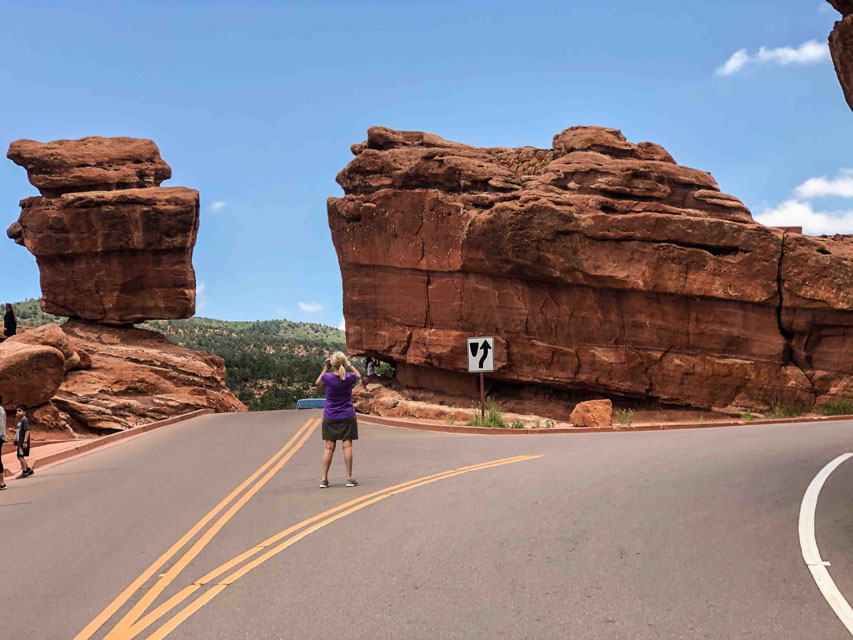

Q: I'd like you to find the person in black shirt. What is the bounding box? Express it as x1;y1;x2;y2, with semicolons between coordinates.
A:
14;404;32;478
3;303;17;339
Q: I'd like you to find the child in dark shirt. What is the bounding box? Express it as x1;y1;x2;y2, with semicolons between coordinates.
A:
15;404;32;478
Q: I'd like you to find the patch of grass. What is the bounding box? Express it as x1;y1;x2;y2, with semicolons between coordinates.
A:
697;415;705;424
544;419;555;429
509;421;525;429
767;401;806;420
465;399;508;428
614;408;634;426
740;411;756;422
444;414;455;425
817;397;853;416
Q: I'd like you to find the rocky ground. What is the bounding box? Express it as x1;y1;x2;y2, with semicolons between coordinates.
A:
0;321;245;441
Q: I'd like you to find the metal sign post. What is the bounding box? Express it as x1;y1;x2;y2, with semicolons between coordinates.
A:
467;336;495;422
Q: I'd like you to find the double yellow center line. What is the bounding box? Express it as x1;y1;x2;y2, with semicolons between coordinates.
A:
75;414;542;640
119;454;542;640
74;417;320;640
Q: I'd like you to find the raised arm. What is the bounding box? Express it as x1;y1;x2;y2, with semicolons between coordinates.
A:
349;363;361;379
315;359;331;388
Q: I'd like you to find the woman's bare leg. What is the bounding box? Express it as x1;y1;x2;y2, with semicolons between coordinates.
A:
342;440;353;479
322;440;336;481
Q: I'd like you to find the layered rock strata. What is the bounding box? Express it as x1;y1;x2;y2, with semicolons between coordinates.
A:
329;126;853;413
828;0;853;111
53;320;245;432
4;137;246;434
7;137;197;324
0;321;245;434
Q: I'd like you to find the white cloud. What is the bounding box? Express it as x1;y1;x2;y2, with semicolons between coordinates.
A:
716;40;830;75
196;282;208;314
794;169;853;199
338;316;346;331
209;201;226;212
756;199;853;235
298;301;323;312
717;48;750;76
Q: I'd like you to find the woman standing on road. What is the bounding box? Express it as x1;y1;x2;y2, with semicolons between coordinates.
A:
315;351;361;489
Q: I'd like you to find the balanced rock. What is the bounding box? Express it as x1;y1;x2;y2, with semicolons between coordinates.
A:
7;137;198;324
570;400;613;428
329;126;853;413
828;0;853;111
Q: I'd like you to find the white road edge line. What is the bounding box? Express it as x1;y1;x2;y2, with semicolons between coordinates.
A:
799;452;853;636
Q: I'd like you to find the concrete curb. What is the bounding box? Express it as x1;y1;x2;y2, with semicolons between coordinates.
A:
3;409;215;478
358;412;853;435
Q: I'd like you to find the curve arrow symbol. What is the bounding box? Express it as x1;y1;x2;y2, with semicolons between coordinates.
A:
478;340;491;368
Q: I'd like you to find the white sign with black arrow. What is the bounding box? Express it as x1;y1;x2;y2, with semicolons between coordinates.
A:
467;336;495;373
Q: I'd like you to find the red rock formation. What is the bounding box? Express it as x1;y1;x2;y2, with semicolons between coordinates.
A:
4;137;246;435
570;400;612;428
329;126;853;413
828;0;853;111
7;137;171;197
6;323;89;372
0;321;245;434
53;320;245;433
7;137;197;324
0;341;66;409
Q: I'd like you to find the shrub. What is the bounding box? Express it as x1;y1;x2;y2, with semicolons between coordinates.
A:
544;419;555;429
614;408;634;426
509;421;525;429
465;399;508;428
740;411;756;422
444;414;455;425
817;397;853;416
484;400;507;429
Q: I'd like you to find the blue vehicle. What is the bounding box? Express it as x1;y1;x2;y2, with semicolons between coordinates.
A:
296;398;325;410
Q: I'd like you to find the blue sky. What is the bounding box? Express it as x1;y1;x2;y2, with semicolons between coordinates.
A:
0;0;849;326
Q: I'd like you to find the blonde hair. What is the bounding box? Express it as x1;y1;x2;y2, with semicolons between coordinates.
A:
330;351;349;381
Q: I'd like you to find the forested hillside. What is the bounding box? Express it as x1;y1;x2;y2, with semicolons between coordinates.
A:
11;299;349;410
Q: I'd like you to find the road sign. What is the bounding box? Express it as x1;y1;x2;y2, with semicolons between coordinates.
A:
467;336;495;373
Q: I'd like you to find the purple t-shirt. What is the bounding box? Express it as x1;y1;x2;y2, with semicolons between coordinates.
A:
322;372;359;420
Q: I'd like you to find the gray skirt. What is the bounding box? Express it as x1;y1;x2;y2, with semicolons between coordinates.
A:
322;416;358;441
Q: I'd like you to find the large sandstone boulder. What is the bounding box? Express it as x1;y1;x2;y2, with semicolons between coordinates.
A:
329;126;853;413
6;137;198;324
828;1;853;111
570;400;613;428
7;323;87;371
0;341;66;409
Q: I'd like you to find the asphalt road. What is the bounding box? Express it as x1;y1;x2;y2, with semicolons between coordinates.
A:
3;410;853;639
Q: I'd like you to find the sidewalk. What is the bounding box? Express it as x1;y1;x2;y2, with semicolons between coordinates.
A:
2;441;81;477
1;409;214;480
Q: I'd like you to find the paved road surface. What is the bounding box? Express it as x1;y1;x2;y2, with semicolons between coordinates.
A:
3;410;853;639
